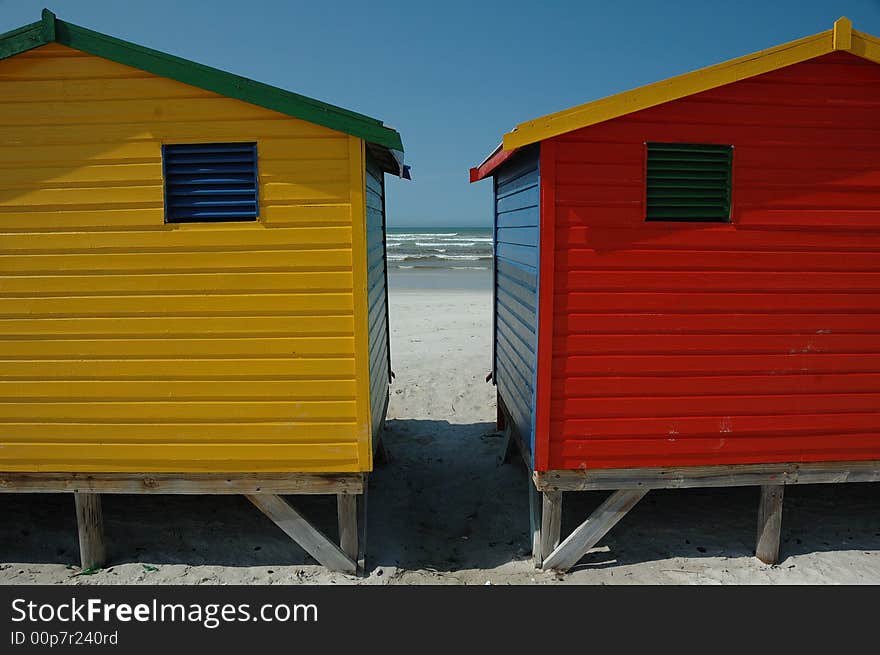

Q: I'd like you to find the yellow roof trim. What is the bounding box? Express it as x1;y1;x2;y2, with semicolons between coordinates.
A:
503;17;877;150
851;28;880;60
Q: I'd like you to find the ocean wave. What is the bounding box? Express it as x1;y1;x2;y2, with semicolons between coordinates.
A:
387;232;459;239
388;254;493;262
392;265;491;271
414;241;481;248
386;230;493;268
389;237;491;244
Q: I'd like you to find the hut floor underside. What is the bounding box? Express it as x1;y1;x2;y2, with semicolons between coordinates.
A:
498;404;880;573
0;472;367;574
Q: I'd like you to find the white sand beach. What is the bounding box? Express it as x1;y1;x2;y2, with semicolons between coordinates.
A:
1;267;879;585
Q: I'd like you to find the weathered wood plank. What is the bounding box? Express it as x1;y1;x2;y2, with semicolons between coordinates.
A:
528;479;542;567
74;492;105;570
535;461;880;492
497;427;515;466
496;392;507;433
756;485;785;565
246;494;356;574
337;494;358;562
542;489;648;572
356;486;368;573
0;472;364;495
499;398;532;471
792;466;879;485
540;490;562;562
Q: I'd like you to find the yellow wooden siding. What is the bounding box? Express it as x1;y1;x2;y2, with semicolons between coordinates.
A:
348;137;374;470
0;43;373;473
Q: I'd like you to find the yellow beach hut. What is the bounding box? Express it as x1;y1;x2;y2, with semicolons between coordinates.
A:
0;9;406;573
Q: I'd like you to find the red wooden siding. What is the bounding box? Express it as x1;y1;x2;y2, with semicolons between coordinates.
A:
539;51;880;471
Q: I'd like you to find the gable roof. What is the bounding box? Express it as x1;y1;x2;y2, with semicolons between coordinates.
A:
1;9;407;175
471;17;878;181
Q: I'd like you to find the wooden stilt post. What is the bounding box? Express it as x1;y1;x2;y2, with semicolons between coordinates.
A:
337;494;358;562
357;487;368;573
756;484;784;565
529;481;542;567
496;392;507;432
74;492;105;570
542;489;647;572
498;427;516;466
374;438;390;467
540;490;562;562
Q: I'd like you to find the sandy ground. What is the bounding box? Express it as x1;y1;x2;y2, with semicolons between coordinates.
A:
1;268;879;585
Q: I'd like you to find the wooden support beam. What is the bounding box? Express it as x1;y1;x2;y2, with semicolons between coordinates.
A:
247;494;356;574
373;396;390;467
337;494;358;563
540;490;562;562
496;393;507;432
0;472;364;495
373;438;390;467
498;427;517;466
535;461;880;492
528;480;542;567
542;489;647;572
497;398;532;470
356;486;368;573
74;492;105;570
756;484;785;565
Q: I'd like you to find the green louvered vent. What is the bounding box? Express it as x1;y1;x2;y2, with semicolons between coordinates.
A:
646;143;732;222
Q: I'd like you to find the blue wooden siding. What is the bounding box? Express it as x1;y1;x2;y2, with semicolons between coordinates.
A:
365;151;391;441
493;145;540;462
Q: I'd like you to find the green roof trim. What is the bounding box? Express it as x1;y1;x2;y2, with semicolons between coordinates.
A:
0;20;45;59
0;9;404;156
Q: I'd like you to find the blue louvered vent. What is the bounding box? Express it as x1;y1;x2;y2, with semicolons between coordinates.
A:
162;143;259;223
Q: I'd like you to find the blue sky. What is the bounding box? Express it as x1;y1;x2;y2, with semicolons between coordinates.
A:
3;1;880;227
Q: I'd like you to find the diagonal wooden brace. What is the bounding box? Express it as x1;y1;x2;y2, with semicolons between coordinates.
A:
542;489;648;572
247;494;356;574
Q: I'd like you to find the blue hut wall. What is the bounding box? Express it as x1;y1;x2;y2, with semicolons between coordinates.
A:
365;151;391;443
493;144;541;463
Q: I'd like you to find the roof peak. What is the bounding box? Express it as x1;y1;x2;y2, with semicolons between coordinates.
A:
0;8;405;171
833;16;853;50
500;17;879;151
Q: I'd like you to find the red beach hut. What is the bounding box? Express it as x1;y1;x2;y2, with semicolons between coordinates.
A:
471;18;880;571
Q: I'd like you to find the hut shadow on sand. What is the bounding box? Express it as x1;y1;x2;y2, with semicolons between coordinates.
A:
556;483;880;572
2;418;878;575
0;417;524;573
